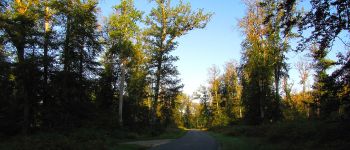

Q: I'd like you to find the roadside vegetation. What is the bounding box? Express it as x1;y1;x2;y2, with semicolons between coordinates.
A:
0;127;186;150
1;0;349;149
179;0;350;149
1;0;205;149
210;120;350;150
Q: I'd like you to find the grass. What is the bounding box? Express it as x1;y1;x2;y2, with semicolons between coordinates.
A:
0;127;187;150
209;132;286;150
209;132;261;150
115;127;187;150
210;120;350;150
147;127;187;140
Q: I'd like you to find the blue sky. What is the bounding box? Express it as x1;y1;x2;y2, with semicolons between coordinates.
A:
98;0;346;95
172;0;246;95
99;0;246;95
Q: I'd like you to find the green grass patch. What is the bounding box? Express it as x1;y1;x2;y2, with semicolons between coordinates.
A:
0;127;186;150
209;132;285;150
151;128;187;139
210;120;350;150
209;132;260;150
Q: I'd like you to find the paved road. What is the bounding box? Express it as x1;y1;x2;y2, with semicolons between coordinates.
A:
150;130;218;150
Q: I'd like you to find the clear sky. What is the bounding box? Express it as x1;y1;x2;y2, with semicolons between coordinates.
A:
99;0;246;95
98;0;346;95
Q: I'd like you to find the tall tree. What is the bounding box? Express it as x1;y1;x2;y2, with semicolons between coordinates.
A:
239;0;293;123
0;0;41;134
194;85;213;128
280;0;350;120
296;59;312;94
295;58;313;117
145;0;211;127
42;0;53;112
261;0;294;121
49;0;101;128
107;0;142;126
222;61;242;121
239;0;274;124
181;94;192;128
123;36;150;128
311;44;337;118
208;65;228;126
0;31;16;135
208;65;221;112
333;50;350;119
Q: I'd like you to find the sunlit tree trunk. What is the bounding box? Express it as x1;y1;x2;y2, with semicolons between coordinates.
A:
152;1;167;124
118;60;126;126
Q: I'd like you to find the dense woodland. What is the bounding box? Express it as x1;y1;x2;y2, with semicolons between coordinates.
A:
0;0;212;135
180;0;350;129
0;0;349;148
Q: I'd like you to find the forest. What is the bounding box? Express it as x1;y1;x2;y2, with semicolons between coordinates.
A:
0;0;349;150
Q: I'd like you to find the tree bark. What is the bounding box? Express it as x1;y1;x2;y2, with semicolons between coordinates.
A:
118;60;126;126
43;3;50;114
16;45;28;135
152;57;162;124
63;5;71;73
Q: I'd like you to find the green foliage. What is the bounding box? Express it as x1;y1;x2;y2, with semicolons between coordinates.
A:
0;0;43;134
0;0;214;137
107;0;142;59
95;58;115;110
0;127;152;150
221;61;242;122
193;62;242;128
148;127;187;140
103;0;144;127
333;51;350;120
1;1;349;149
280;0;350;120
311;45;339;119
239;0;293;124
183;104;191;128
209;132;264;150
0;47;17;135
145;0;212;128
195;86;213;128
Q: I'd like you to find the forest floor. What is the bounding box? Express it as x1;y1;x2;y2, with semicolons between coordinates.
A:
209;120;350;150
0;127;187;150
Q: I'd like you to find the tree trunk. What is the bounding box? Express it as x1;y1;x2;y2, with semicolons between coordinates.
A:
152;57;162;126
274;67;280;102
63;8;71;72
43;3;50;112
23;87;29;135
16;45;28;135
118;60;126;126
239;107;242;118
78;36;85;102
259;79;265;120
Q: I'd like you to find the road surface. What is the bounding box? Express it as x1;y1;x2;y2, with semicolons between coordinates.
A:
150;130;218;150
